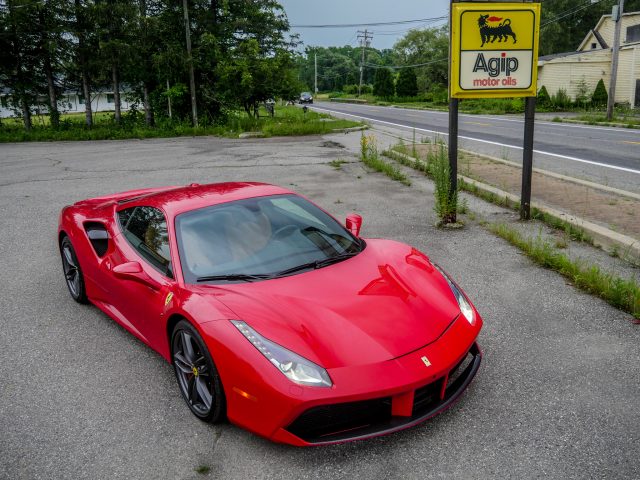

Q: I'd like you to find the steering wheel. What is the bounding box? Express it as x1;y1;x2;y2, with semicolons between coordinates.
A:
272;225;298;241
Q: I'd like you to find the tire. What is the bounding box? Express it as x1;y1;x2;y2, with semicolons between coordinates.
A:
60;236;88;304
171;320;226;423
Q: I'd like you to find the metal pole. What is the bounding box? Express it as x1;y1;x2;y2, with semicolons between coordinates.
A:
448;98;459;224
607;0;624;121
520;96;536;220
314;52;318;94
447;0;458;224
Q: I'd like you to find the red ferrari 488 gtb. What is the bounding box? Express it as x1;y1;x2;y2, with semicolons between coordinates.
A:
58;182;482;446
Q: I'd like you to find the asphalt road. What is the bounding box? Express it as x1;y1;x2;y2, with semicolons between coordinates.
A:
1;135;639;479
311;101;640;194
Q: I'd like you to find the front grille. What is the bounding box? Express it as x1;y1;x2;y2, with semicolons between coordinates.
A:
412;380;441;415
286;343;481;444
286;397;392;442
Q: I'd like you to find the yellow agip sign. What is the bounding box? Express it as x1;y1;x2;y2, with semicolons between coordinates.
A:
450;3;541;98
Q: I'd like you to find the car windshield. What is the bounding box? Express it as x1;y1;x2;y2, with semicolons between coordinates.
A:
176;194;363;283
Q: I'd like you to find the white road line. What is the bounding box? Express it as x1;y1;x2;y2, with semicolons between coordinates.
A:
312;105;640;175
320;102;640;134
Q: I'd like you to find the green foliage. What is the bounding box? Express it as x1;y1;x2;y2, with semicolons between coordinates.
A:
539;0;640;56
552;88;572;110
591;79;608;106
360;134;410;185
574;76;592;109
537;86;551;106
373;68;395;99
427;144;458;223
0;106;361;142
488;223;640;319
392;26;449;92
0;0;300;130
343;84;372;95
395;68;418;97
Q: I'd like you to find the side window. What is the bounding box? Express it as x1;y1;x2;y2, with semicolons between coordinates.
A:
118;206;173;277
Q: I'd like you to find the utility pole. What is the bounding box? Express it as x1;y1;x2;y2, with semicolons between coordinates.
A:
314;52;318;94
607;0;624;121
357;29;373;96
183;0;198;127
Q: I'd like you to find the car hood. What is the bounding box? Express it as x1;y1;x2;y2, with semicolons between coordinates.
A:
203;239;461;368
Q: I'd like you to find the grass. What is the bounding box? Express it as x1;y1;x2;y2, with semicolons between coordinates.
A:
328;159;347;170
360;134;411;186
389;144;599;246
574;113;640;128
0;106;362;142
488;222;640;320
195;465;211;475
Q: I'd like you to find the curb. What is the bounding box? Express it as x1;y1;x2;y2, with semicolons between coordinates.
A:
332;126;369;133
371;125;640;202
385;149;640;263
556;118;640;130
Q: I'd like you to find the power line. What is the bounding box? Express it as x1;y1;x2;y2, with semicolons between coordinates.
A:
291;15;448;29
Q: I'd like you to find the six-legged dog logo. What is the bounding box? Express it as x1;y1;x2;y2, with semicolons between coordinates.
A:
478;14;517;47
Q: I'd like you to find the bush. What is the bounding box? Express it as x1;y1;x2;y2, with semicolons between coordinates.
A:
592;79;608;106
373;68;395;99
551;88;571;110
537;85;550;106
395;68;418;97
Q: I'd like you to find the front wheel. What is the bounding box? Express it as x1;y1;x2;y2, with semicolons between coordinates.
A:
171;320;226;422
60;236;88;304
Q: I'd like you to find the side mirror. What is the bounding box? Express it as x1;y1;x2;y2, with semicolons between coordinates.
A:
345;213;363;237
113;261;160;290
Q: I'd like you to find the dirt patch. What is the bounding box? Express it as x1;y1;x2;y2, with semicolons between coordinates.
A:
411;144;640;241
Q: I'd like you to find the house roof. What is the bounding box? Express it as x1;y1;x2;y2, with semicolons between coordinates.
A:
538;50;585;62
577;11;640;51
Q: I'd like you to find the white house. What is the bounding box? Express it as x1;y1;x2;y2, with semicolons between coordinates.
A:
0;89;134;119
537;11;640;107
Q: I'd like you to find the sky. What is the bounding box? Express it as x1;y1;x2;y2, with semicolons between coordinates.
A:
279;0;451;51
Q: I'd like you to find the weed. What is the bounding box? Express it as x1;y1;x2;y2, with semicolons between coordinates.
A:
195;465;211;475
0;106;362;142
329;159;347;170
487;222;640;319
360;134;411;186
429;144;458;223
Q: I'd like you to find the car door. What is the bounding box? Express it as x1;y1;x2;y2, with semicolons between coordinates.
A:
107;205;176;350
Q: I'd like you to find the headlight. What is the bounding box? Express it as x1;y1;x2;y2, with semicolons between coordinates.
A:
231;320;332;387
432;264;475;325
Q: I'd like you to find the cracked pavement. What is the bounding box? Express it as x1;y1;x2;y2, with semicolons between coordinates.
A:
0;134;638;479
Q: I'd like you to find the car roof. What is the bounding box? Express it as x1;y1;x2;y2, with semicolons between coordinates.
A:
119;182;295;217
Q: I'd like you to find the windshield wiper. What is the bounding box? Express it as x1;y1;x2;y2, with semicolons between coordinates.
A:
196;273;273;283
270;252;359;278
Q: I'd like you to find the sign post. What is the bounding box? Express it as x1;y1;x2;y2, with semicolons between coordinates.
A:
449;2;541;220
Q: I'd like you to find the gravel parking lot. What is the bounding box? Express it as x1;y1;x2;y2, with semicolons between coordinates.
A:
1;134;638;479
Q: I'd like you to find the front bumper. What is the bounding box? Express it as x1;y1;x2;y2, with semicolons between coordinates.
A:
282;342;481;444
202;310;482;446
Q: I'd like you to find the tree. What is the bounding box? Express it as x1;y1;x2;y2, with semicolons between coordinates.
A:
217;39;296;117
539;0;640;56
373;68;394;98
591;79;608;107
537;85;551;106
0;0;44;130
395;68;418;97
95;0;138;124
392;26;448;93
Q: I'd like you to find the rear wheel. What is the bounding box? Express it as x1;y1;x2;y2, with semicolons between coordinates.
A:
60;236;88;304
171;320;226;422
